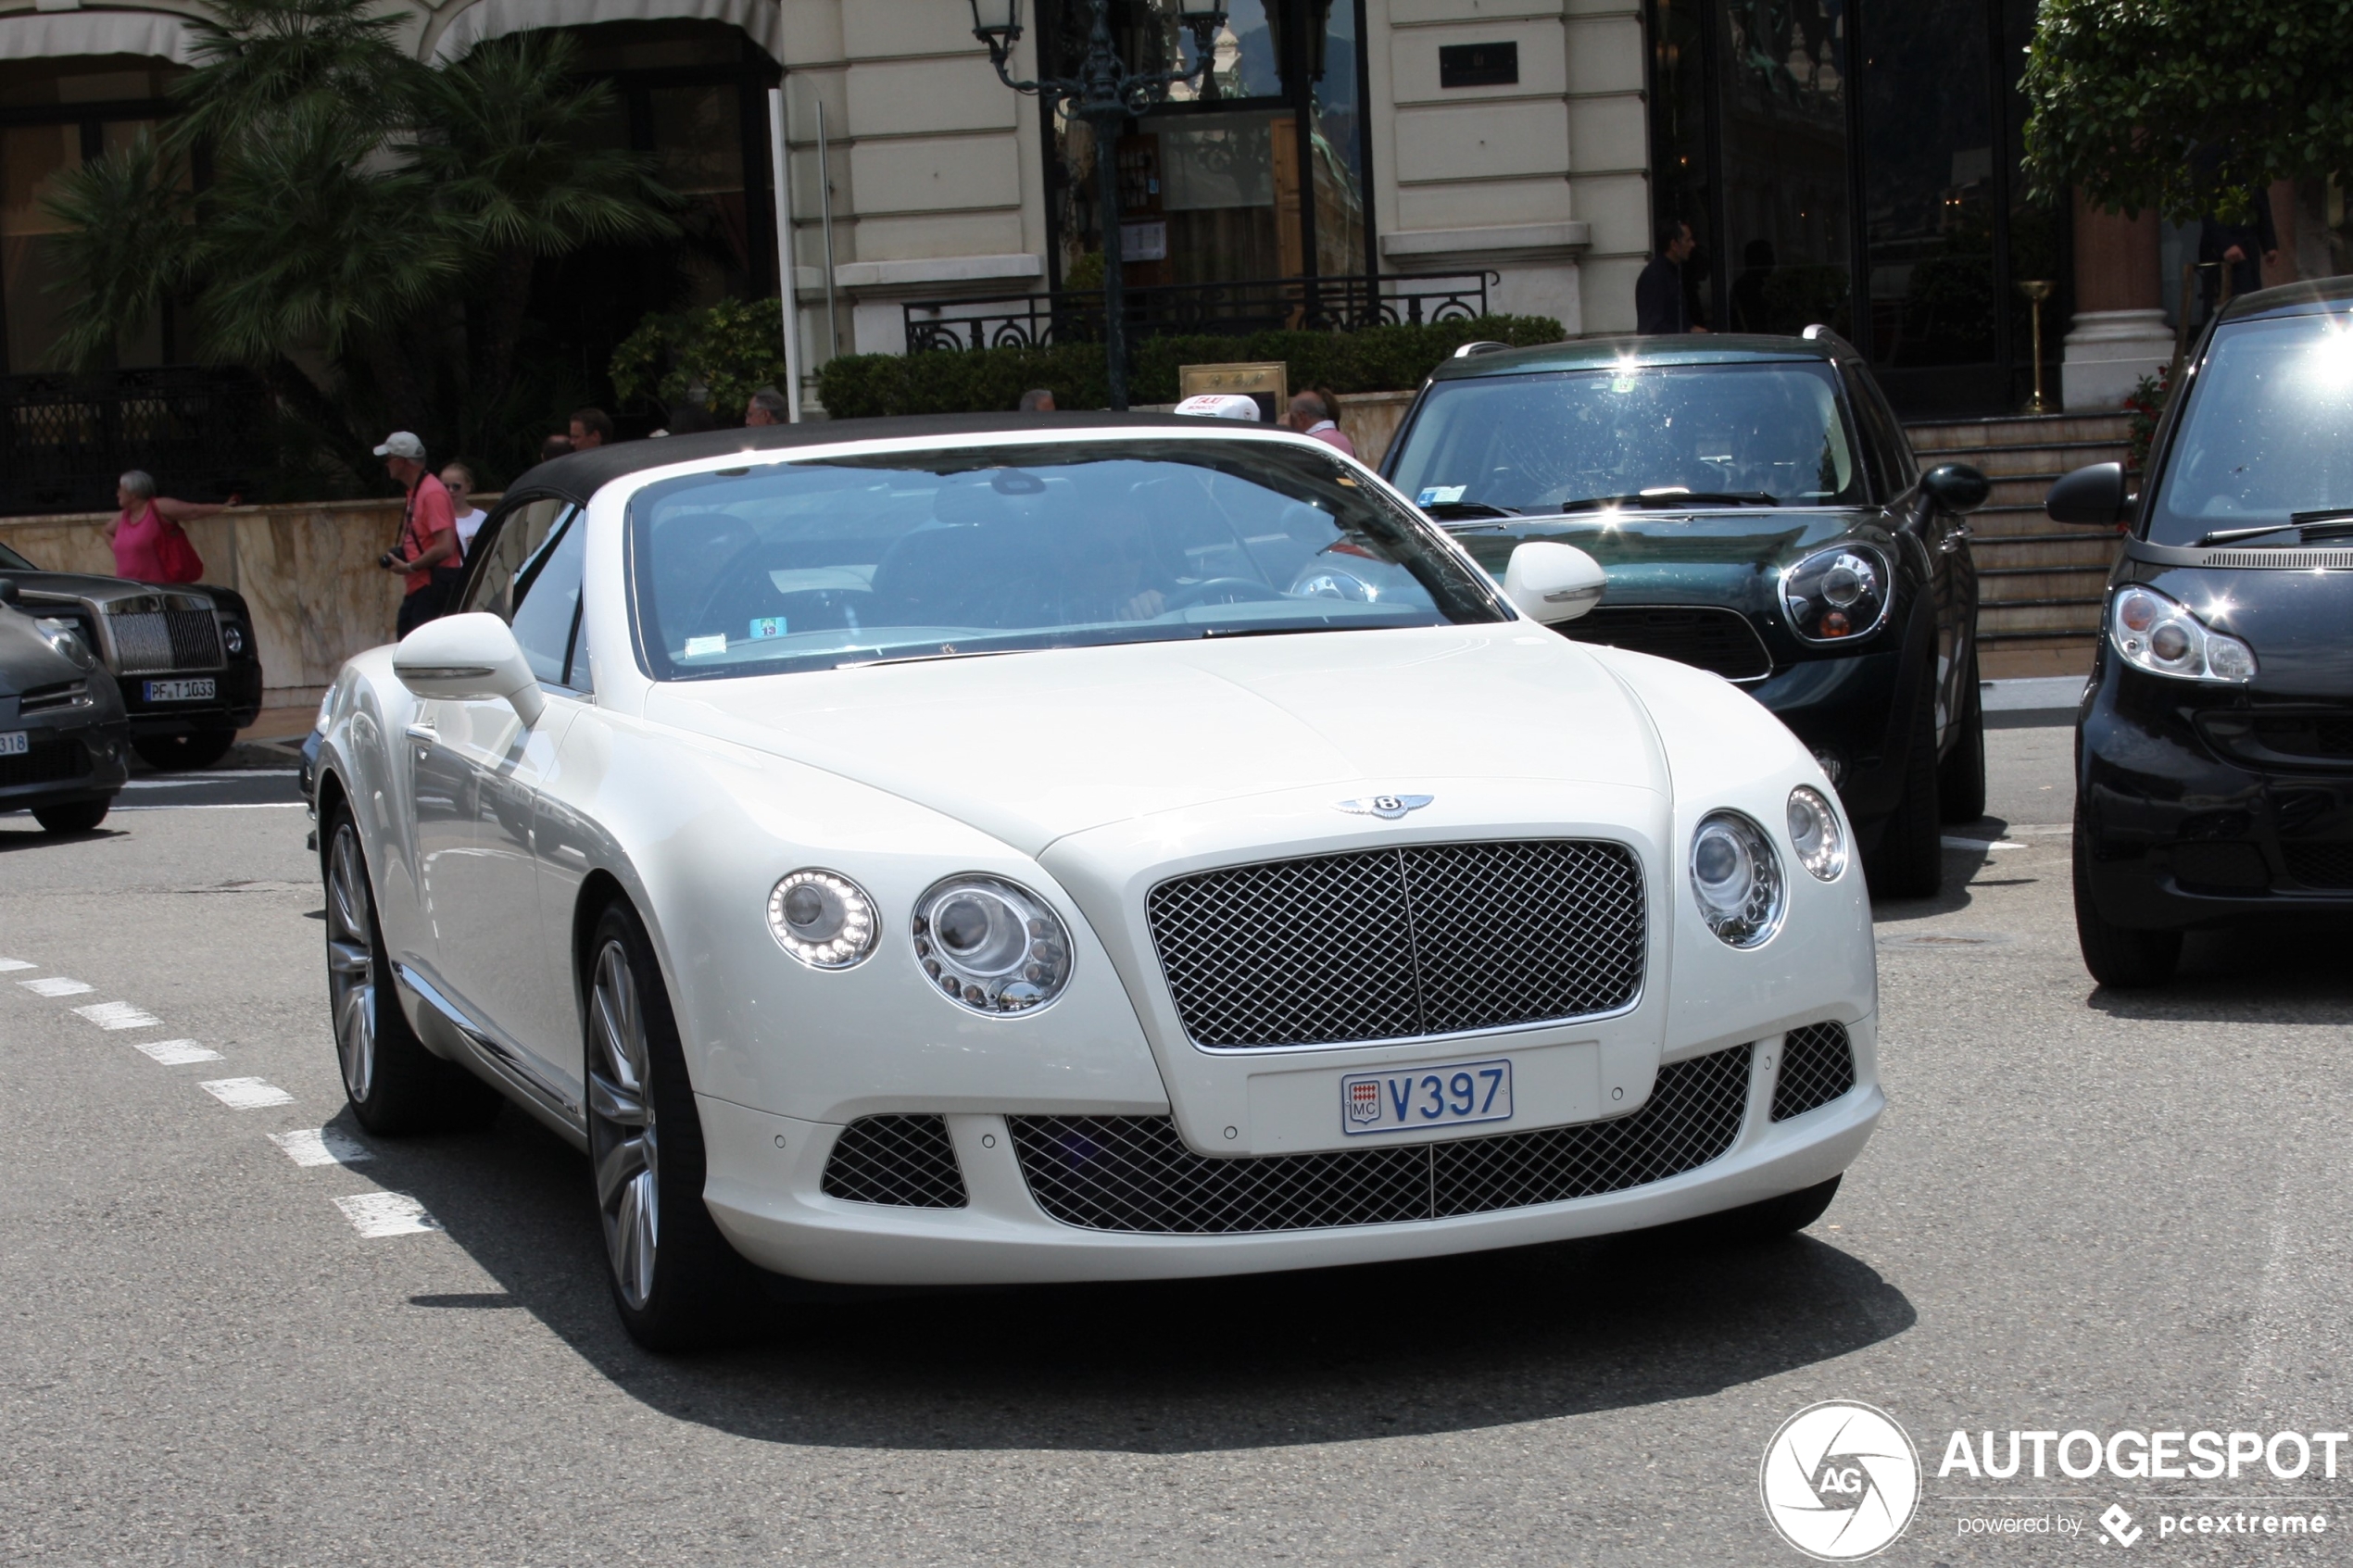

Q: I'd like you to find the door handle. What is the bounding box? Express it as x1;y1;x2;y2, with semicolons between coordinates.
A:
405;721;437;743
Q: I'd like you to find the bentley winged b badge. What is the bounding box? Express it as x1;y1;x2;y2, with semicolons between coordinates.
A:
1335;794;1434;821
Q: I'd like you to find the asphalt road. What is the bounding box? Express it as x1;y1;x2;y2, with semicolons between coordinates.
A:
3;725;2350;1566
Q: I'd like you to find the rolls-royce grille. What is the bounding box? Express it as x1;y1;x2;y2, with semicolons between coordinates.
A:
820;1114;967;1208
1771;1022;1855;1122
1557;606;1774;682
107;608;223;675
2283;842;2353;889
1008;1043;1751;1234
0;735;89;788
1147;840;1645;1049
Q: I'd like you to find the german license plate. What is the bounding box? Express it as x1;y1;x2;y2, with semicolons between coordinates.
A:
0;731;24;756
1340;1057;1513;1135
143;678;215;702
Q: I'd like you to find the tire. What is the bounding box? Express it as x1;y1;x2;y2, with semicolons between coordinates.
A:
322;804;502;1135
1688;1175;1843;1244
585;901;755;1350
1864;658;1944;898
32;798;109;834
1937;646;1986;824
133;728;236;771
2071;816;2181;987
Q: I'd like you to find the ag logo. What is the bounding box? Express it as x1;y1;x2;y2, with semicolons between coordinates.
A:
1760;1401;1920;1561
1335;794;1433;821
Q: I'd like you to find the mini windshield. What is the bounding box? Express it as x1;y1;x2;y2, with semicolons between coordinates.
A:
2145;309;2353;546
627;438;1506;680
1389;361;1866;514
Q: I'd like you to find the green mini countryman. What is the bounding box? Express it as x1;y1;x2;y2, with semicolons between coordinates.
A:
1382;329;1990;897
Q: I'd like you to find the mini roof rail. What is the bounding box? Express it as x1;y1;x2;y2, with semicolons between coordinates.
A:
1452;340;1514;358
1800;323;1860;357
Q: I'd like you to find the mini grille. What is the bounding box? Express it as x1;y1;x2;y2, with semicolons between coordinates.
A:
1148;840;1645;1049
1557;605;1774;682
1771;1022;1856;1122
107;608;222;675
819;1114;967;1208
1007;1044;1752;1234
2282;842;2353;889
0;735;89;788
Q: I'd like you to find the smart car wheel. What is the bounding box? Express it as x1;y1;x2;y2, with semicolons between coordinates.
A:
31;798;109;834
1937;646;1986;824
585;901;752;1350
132;728;236;771
1864;660;1943;898
2071;814;2181;988
323;805;499;1135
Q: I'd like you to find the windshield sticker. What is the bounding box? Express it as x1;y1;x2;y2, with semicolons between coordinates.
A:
749;617;786;640
1416;485;1466;506
683;634;728;658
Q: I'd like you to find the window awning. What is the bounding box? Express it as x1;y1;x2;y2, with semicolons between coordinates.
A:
426;0;782;64
0;9;197;66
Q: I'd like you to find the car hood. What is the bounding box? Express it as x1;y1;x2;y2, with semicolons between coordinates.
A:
643;623;1668;856
2139;562;2353;694
1451;507;1869;580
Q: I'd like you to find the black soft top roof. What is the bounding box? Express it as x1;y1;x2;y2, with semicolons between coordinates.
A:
510;410;1246;504
2217;273;2353;325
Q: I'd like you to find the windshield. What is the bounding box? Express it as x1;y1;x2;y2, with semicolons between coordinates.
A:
2146;309;2353;546
1389;361;1866;513
0;542;33;571
628;437;1506;680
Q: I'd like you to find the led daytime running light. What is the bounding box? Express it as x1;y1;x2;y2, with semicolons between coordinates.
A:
766;869;878;970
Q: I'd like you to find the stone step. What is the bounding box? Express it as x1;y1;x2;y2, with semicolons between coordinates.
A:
1906;413;2133;450
1980;599;2105;635
1972;534;2125;571
1982;567;2115;602
1980;635;2097;678
1932;442;2129;477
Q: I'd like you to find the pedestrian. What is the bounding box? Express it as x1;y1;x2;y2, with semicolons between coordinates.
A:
374;432;459;637
1019;388;1057;412
744;386;790;426
104;470;238;584
2198;191;2279;315
539;433;573;463
1636;219;1708;335
442;461;488;561
568;408;614;451
1286;389;1355;458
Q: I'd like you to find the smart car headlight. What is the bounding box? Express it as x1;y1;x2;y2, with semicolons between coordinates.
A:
2108;584;2256;684
1780;544;1891;643
766;869;878;970
913;874;1071;1014
1690;810;1785;947
1786;785;1848;882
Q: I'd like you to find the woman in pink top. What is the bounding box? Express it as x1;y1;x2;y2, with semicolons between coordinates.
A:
104;470;238;583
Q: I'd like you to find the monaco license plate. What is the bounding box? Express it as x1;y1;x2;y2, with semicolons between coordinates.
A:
0;731;24;756
1340;1057;1513;1135
143;678;215;703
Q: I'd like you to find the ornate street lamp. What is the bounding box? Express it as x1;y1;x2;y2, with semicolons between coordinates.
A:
969;0;1228;409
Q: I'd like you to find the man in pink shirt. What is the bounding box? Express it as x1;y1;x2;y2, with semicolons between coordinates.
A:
375;431;459;636
1287;390;1355;458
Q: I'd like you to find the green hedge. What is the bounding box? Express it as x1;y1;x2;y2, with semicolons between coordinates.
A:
816;315;1564;420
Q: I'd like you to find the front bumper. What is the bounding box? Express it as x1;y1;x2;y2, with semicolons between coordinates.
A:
1750;646;1909;825
698;1020;1881;1286
118;660;264;736
0;703;129;811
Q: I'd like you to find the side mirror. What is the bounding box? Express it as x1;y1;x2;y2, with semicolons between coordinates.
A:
392;611;545;725
1920;462;1990;513
2045;461;2130;526
0;577;18;605
1502;541;1605;624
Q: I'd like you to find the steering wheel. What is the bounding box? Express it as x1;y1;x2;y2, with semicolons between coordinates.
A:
1163;577;1290;611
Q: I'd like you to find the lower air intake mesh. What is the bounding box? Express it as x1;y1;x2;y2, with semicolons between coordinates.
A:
1007;1044;1753;1234
1770;1022;1856;1122
820;1114;968;1208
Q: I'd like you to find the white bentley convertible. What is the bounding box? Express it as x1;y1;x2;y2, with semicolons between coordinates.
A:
314;414;1881;1348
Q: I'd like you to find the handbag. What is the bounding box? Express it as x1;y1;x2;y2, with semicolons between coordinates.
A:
151;508;206;584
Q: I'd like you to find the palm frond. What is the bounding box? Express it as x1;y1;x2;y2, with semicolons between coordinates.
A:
40;132;198;371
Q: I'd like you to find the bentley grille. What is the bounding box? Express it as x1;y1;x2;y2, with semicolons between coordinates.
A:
1147;839;1645;1049
1006;1043;1752;1234
1769;1021;1855;1122
107;604;223;675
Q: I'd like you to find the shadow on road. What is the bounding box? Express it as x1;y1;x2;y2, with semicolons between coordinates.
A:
2089;914;2353;1025
0;821;127;852
336;1104;1917;1454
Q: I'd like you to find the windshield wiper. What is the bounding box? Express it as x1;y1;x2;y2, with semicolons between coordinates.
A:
1554;490;1780;511
834;646;1031;670
2195;515;2353;546
1419;499;1519;521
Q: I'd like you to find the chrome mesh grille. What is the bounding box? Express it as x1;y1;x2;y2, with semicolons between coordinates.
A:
1147;840;1645;1049
819;1114;967;1208
2283;842;2353;889
1008;1044;1752;1234
107;608;222;674
1770;1022;1855;1122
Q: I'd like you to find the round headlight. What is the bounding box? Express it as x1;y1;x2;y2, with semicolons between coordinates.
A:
913;874;1072;1014
1689;810;1785;947
1780;544;1892;643
1786;785;1848;882
222;621;247;658
765;869;877;970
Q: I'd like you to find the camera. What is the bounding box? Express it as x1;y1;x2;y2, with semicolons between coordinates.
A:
378;550;403;570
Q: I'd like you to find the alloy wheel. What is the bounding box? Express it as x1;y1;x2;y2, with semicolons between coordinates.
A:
588;938;660;1311
325;822;378;1102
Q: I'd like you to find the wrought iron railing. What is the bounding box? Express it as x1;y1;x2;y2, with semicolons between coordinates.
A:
0;367;270;518
904;271;1497;355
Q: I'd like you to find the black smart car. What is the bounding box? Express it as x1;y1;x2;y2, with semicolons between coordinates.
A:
0;579;130;832
1382;329;1990;896
2060;277;2353;986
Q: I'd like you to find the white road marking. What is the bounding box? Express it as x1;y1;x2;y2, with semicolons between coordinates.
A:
198;1077;295;1109
109;802;308;812
333;1193;439;1237
269;1127;373;1168
0;958;34;972
121;771;298;787
1941;836;2026;851
19;977;93;997
132;1038;222;1065
73;1001;162;1030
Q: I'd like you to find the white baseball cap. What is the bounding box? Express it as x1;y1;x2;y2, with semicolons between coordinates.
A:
373;431;426;459
1173;393;1263;422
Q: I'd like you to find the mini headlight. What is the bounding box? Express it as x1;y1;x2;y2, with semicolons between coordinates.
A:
2108;584;2255;684
913;874;1072;1014
1690;810;1785;947
35;619;95;671
1780;544;1892;643
1786;785;1848;882
766;869;878;970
